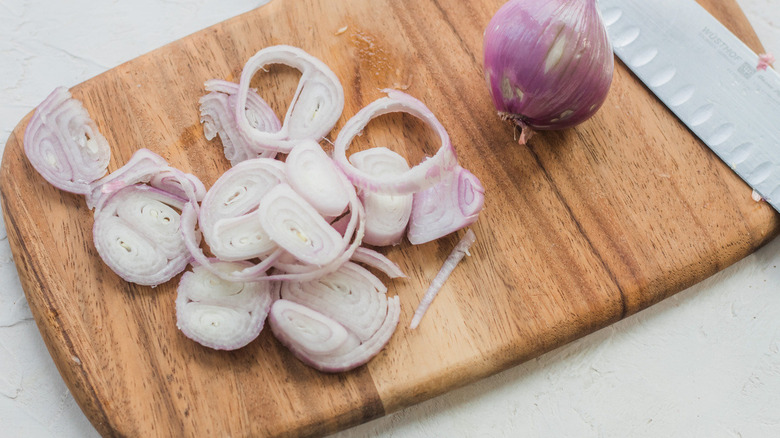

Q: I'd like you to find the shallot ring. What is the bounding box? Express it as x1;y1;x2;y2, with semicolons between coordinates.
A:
333;89;459;196
235;45;345;153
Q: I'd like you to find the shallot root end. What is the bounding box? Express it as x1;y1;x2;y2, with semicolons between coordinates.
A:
499;112;535;145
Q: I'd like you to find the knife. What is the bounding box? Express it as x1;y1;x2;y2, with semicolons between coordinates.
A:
597;0;780;212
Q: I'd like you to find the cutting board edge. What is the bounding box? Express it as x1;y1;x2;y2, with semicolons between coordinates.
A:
0;145;119;437
377;221;780;421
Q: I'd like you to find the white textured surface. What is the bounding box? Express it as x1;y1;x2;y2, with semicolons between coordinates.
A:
1;1;779;436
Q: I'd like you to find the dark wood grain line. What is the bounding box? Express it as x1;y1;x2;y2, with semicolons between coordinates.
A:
125;283;188;437
523;141;629;319
428;0;481;72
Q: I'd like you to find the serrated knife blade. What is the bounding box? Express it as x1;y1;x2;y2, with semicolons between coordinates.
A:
597;0;780;212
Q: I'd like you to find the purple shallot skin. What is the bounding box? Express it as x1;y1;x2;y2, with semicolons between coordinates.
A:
483;0;614;132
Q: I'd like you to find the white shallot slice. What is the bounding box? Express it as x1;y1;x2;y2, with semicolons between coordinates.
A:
200;158;285;219
180;202;285;283
270;299;360;359
149;167;207;203
333;89;459;195
235;45;345;153
351;247;406;279
184;190;358;283
88;148;167;209
280;262;388;341
88;148;206;211
206;210;277;262
410;229;476;329
199;158;286;261
24;87;111;195
285;139;351;217
407;165;484;245
269;296;400;373
349;147;413;246
258;183;346;267
92;184;193;286
176;261;273;350
200;79;281;165
263;186;365;283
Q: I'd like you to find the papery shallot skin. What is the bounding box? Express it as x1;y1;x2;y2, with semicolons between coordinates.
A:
483;0;614;130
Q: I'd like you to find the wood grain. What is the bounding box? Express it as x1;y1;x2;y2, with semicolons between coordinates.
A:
1;0;778;436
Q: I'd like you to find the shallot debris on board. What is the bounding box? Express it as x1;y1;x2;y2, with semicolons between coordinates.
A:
410;229;477;329
24;44;485;373
757;53;775;71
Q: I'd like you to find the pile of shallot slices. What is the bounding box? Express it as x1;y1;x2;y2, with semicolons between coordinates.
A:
23;45;484;373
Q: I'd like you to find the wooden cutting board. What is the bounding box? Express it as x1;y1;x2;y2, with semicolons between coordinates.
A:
2;0;778;436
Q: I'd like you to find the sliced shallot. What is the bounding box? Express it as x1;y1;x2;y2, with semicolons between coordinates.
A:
149;167;207;203
180;202;285;282
199;158;286;261
23;47;490;376
92;184;194;286
407;165;485;245
349;147;413;246
285;139;351;217
88;148;167;208
24;87;111;195
88;148;205;211
257;183;346;267
269;296;400;373
351;247;406;279
264;186;366;283
280;261;388;341
199;79;281;165
410;229;476;329
182;178;362;283
333;89;459;195
235;45;345;153
176;261;274;350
